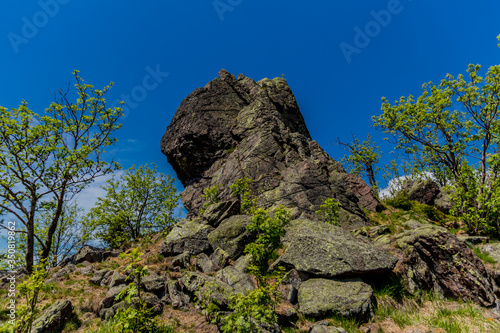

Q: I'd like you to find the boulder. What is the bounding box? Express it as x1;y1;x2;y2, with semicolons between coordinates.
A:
298;278;374;321
396;225;498;307
208;215;255;259
172;251;191;268
211;248;230;269
31;300;74;333
216;265;255;294
63;245;118;266
160;220;213;256
101;284;128;310
161;69;379;224
402;179;440;206
142;273;168;295
180;271;234;307
272;220;397;278
167;280;190;309
89;269;109;286
309;322;347;333
108;271;127;287
196;253;218;273
434;188;453;214
478;243;500;263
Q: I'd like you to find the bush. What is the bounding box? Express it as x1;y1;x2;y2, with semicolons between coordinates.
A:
384;191;413;211
315;197;342;225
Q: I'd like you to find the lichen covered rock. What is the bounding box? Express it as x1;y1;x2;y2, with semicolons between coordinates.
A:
160;219;213;256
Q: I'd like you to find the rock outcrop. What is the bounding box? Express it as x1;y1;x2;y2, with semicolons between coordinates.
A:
395;225;498;307
161;69;381;225
31;300;74;333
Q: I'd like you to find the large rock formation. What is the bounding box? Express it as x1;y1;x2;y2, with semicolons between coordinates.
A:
161;69;381;226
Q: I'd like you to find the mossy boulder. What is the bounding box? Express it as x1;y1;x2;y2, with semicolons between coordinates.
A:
272;220;397;277
216;265;255;294
31;300;74;333
160;219;213;256
208;215;256;259
298;278;374;321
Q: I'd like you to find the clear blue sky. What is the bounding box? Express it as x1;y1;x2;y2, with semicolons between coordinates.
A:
1;0;499;195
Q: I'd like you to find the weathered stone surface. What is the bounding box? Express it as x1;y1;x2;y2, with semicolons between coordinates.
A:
31;300;74;333
479;243;500;263
160;220;213;256
216;265;255;294
202;200;240;227
161;69;379;224
180;271;234;307
211;248;230;269
101;284;127;310
196;253;217;273
172;251;191;268
142;273;167;295
298;278;374;321
434;188;453;214
309;322;347;333
108;271;127;287
272;220;397;278
396;225;498;307
208;215;255;259
458;235;489;246
402;179;440;206
51;263;76;280
167;280;190;309
63;245;118;266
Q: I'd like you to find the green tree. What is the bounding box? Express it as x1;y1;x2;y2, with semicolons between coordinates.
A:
0;70;123;272
335;133;382;196
87;164;181;249
373;35;500;235
315;197;342;225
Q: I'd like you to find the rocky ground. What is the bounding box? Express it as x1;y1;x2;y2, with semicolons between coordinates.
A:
2;70;500;332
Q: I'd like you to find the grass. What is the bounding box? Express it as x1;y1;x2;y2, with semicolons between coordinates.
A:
473;247;497;264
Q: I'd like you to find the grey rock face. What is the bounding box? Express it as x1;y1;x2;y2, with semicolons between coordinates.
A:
161;69;380;224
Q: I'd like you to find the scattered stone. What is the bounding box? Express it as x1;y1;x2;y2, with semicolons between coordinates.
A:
234;254;253;273
216;265;255;294
211;247;230;269
196;253;218;273
298;278;374;321
160;220;213;256
89;269;109;286
31;300;74;333
167;280;190;309
309;322;347;333
458;236;489;246
62;245;118;266
272;220;397;278
101;284;127;310
108;271;127;287
51;264;76;280
142;273;168;296
100;270;114;287
172;251;191;268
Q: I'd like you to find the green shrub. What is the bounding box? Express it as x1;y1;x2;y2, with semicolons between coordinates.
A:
200;183;222;214
315;197;342;225
385;191;413;211
230;177;256;214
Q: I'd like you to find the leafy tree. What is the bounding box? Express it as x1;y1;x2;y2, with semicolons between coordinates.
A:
334;133;382;196
86;164;180;249
0;70;123;272
373;36;500;235
199;183;222;214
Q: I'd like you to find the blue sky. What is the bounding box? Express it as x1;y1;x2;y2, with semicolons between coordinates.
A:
1;0;499;209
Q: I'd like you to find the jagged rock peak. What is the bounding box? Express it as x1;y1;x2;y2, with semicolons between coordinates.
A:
161;70;381;224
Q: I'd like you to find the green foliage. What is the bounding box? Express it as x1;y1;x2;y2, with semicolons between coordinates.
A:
374;44;500;236
221;280;281;333
384;190;445;222
472;247;497;264
384;191;413;211
0;70;123;271
200;183;222;214
315;197;342;225
336;133;382;197
16;258;49;333
86;164;181;249
230;177;256;214
244;206;291;277
193;281;222;324
451;161;500;237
